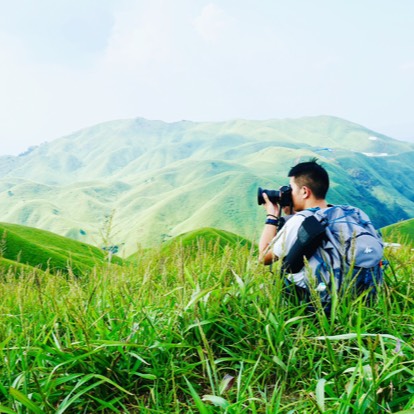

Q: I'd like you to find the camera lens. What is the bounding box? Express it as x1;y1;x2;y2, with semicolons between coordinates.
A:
257;187;281;205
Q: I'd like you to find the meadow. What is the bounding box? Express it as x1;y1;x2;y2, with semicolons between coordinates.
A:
0;236;413;413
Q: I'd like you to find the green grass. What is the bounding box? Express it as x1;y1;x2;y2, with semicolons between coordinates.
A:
0;222;124;275
157;227;253;255
0;232;412;413
382;218;414;246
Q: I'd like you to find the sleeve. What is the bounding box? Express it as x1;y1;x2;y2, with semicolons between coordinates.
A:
273;213;306;259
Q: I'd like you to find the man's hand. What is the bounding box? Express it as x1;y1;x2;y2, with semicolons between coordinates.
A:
262;192;280;217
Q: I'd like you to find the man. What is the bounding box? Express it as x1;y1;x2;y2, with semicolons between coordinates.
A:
258;159;383;302
259;160;330;290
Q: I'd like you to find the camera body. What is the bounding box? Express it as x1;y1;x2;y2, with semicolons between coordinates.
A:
257;185;292;207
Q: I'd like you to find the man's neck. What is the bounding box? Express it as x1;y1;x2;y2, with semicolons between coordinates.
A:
304;198;328;210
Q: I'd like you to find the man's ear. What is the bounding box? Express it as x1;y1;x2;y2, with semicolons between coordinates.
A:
302;186;311;199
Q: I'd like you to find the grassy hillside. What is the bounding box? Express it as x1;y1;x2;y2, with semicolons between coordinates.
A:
0;116;413;253
159;227;253;254
0;222;123;275
0;237;412;412
0;256;44;276
381;218;414;245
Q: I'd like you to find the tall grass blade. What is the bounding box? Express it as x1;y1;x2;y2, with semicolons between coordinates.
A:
202;395;230;409
315;378;326;412
184;377;211;414
0;405;17;414
55;374;132;414
314;333;404;342
9;388;45;414
393;411;414;414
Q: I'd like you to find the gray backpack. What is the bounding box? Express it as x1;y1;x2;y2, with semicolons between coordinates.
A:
282;205;384;307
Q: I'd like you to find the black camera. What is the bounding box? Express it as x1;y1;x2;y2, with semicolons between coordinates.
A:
257;185;292;207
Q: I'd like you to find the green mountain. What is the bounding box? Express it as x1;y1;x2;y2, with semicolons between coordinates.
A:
0;222;123;275
381;219;414;245
0;116;413;255
159;227;253;254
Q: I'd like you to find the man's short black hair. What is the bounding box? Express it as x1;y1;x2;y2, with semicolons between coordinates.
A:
288;158;329;199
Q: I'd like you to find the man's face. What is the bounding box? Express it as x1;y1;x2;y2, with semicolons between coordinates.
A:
289;176;305;211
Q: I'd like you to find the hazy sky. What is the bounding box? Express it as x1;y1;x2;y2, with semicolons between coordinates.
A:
1;0;413;155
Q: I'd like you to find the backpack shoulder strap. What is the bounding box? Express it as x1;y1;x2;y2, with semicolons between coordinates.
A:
296;207;320;219
281;208;328;273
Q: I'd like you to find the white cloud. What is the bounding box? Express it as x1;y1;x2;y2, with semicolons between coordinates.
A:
193;3;234;44
103;2;174;69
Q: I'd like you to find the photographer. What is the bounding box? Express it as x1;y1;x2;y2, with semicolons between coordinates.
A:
258;160;329;288
258;159;383;306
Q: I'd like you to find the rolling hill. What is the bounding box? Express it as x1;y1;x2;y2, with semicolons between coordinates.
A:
157;227;253;255
0;222;123;275
0;115;413;255
381;218;414;246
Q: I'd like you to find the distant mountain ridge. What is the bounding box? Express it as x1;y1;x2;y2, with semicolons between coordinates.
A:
0;115;413;255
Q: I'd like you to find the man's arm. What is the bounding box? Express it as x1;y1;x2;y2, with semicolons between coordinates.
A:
258;193;280;265
259;224;278;264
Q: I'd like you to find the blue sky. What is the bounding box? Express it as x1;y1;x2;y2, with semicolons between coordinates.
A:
1;0;413;155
